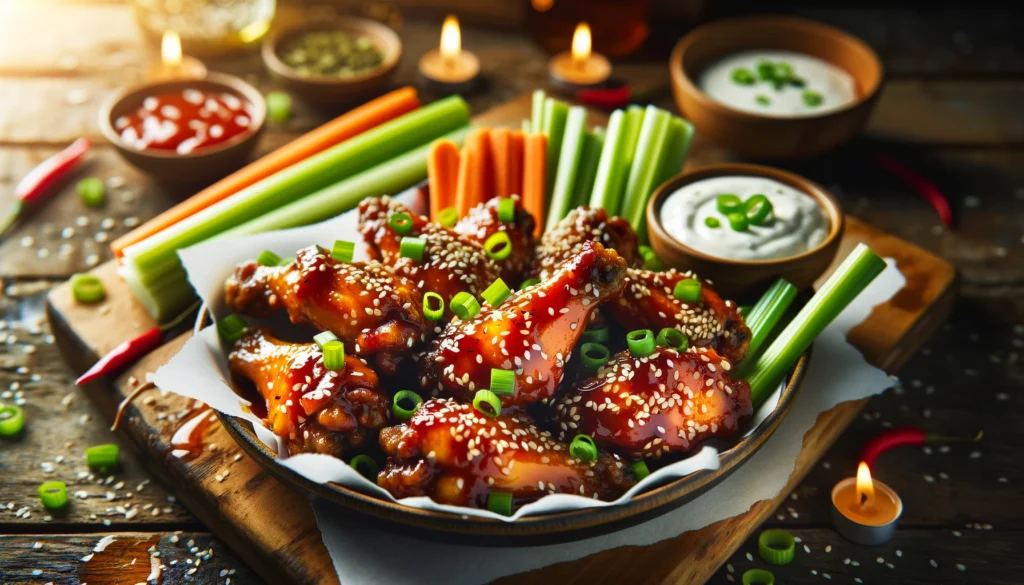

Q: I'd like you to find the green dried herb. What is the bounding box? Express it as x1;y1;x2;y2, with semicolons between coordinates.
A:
279;30;384;77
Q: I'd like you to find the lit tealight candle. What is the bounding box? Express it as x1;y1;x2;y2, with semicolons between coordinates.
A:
418;15;481;93
831;462;903;545
548;22;612;89
146;31;207;81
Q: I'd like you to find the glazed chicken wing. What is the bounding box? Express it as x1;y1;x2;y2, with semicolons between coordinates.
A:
378;398;635;507
229;328;389;458
358;196;500;309
419;241;627;407
224;246;429;375
549;346;752;460
607;269;750;364
533;207;642;280
454;194;537;287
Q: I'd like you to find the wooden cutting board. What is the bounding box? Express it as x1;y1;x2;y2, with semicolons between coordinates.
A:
46;95;956;585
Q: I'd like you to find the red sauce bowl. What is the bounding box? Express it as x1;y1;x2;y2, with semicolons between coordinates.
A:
99;72;266;183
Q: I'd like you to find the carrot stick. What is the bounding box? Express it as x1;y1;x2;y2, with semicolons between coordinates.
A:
428;140;461;221
489;128;512;199
111;87;421;258
455;129;492;215
509;131;525;197
521;133;547;233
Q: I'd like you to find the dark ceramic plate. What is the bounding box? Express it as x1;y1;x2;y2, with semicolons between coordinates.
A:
217;350;809;546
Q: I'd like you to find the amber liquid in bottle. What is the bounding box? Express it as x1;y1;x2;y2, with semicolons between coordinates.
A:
527;0;649;58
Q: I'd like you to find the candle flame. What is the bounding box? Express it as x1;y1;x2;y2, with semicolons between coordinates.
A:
162;31;182;68
440;15;461;60
571;22;592;62
856;462;875;507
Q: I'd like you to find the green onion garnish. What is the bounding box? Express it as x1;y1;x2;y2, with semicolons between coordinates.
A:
580;326;610;344
322;340;345;371
487;490;513;516
673;278;702;303
85;444;119;471
38;481;68;510
392;389;424;420
314;331;338;350
744;194;773;225
450;291;480;320
257;250;282;266
773;62;793;80
580;342;610;371
349;454;379;480
331;240;355;263
802;89;823;107
438;206;459;228
520;278;540;290
400;236;426;262
626;329;655;357
756;61;775;81
0;405;25;437
656;327;688;351
76;177;105;208
630;460;650;481
497;197;516;223
705;216;721;228
423;292;444;321
569;434;598;462
71;273;105;304
473;389;501;418
489;369;515;397
639;245;663;271
217;314;247;344
755;95;771;107
389;212;413;234
484;231;512;260
742;569;776;585
278;256;295;267
482;278;511;307
731;67;755;85
266;91;292;124
716;194;743;214
727;211;749;231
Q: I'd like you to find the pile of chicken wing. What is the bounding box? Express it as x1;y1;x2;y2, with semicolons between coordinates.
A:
224;196;753;511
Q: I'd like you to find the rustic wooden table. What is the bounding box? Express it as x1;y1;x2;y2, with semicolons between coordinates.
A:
2;2;1022;584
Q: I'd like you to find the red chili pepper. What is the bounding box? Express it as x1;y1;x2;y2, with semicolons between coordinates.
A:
577;85;632;110
875;153;953;227
1;137;92;237
76;300;200;386
860;426;982;469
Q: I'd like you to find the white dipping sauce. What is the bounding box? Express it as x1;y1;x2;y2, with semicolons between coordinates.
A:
699;50;857;117
660;176;829;261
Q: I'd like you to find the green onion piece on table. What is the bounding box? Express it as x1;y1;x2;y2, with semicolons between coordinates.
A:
489;369;515;397
727;211;749;231
626;329;655;357
389;212;413;234
349;454;379;480
76;177;105;208
400;236;426;262
580;326;610;344
705;216;721;228
71;273;106;304
569;434;598;462
758;528;796;565
630;460;650;481
257;250;281;266
520;278;540;290
331;240;355;263
38;481;68;510
450;291;480;320
802;90;823;107
438;206;459;228
392;390;424;420
580;342;610;371
473;389;501;418
266;91;292;124
217;314;247;344
497;197;516;223
423;292;444;321
716;194;743;214
482;278;511;307
541;98;570;197
484;231;512;260
656;327;688;351
0;404;25;437
546;105;588;232
744;194;773;225
322;340;345;370
673;278;702;303
85;444;120;470
731;67;755;85
742;569;775;585
314;331;338;350
487;490;513;516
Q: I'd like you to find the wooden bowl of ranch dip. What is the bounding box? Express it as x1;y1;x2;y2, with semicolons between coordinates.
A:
669;16;883;159
646;163;844;299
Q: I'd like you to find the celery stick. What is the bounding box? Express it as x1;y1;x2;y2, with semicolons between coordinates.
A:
590;107;644;216
522;119;531;133
531;89;546;133
735;278;799;378
541;98;569;198
545;106;588;232
656;116;695;187
570;130;603;210
621;106;671;242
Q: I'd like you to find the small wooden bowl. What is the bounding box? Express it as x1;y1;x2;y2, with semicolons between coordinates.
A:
669;16;883;159
262;18;402;107
646;163;844;299
99;73;266;183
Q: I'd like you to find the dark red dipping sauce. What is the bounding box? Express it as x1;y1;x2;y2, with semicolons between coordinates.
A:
115;88;256;155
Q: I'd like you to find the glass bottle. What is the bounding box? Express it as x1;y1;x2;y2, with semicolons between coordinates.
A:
132;0;276;56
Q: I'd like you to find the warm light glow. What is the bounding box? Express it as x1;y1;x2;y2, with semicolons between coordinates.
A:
856;462;875;506
162;31;183;67
531;0;554;12
440;15;461;61
571;22;592;63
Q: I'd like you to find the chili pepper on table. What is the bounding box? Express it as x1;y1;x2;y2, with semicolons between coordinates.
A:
0;137;92;238
860;426;983;469
76;300;201;386
875;153;954;227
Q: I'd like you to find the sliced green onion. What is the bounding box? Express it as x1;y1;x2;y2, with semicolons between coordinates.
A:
744;194;773;225
423;292;444;321
71;274;106;304
389;212;413;234
450;291;480;320
630;460;650;481
497;197;515;223
266;91;292;124
322;340;345;371
314;331;338;350
755;94;771;107
580;326;610;344
704;216;721;228
332;240;355;263
639;245;663;271
400;236;426;262
392;389;423;420
520;278;540;290
217;314;247;344
727;211;749;231
278;256;295;267
438;206;458;228
487;490;513;515
473;389;501;418
626;329;655;357
489;369;515;397
38;481;68;510
484;231;512;260
737;279;799;377
0;405;25;437
758;528;796;565
742;569;775;585
257;250;281;266
482;278;511;307
85;443;120;470
802;89;823;107
569;434;598;462
673;278;702;303
756;61;775;81
656;327;688;351
349;454;379;480
580;342;610;371
731;67;755;85
773;62;793;80
716;194;743;214
76;177;105;208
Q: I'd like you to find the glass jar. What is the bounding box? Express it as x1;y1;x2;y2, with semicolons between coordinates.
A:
526;0;650;58
132;0;276;56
